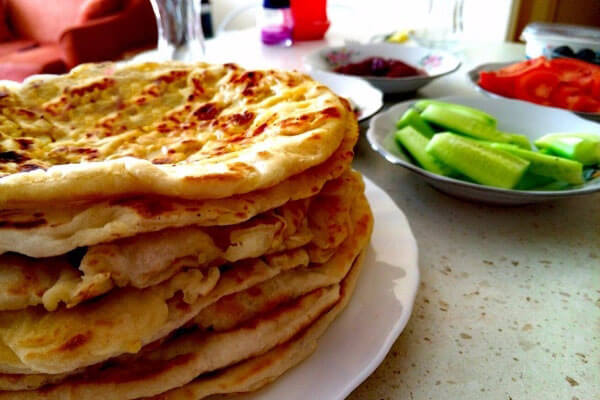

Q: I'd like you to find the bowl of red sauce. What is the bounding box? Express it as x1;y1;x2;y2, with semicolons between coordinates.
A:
305;43;461;93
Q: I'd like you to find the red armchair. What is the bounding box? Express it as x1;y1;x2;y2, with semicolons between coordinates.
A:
0;0;157;81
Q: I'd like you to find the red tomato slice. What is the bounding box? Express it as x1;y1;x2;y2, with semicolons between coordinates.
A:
478;58;550;98
551;84;582;109
548;58;598;90
591;73;600;99
495;56;547;77
571;95;600;113
550;57;600;74
515;70;560;105
478;72;515;97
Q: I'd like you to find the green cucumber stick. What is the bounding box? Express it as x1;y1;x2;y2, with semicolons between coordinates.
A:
487;142;584;185
394;126;454;176
425;132;530;189
534;133;600;165
414;99;497;127
514;172;556;190
421;104;511;143
504;133;532;150
396;108;436;138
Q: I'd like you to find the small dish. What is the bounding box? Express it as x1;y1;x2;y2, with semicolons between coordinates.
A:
468;61;600;122
366;95;600;205
305;43;461;94
308;70;383;121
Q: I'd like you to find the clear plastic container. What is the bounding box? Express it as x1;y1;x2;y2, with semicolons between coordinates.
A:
521;22;600;59
258;0;293;46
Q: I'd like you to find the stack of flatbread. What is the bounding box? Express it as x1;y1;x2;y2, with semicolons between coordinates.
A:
0;61;373;399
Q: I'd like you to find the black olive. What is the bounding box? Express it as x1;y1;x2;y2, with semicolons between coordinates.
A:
575;48;596;63
370;57;389;76
552;45;574;58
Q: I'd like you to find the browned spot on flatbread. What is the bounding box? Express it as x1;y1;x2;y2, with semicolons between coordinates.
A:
15;109;36;119
14;138;34;150
232;351;278;385
354;214;371;237
18;163;44;172
0;151;29;164
321;106;341;118
91;353;195;384
257;151;271;159
224;63;240;70
252;123;268;137
155;70;189;85
243;288;326;331
228;162;256;176
68;78;115;97
110;197;175;218
58;332;91;352
0;218;46;229
230;71;263;86
229;111;255;126
193;103;219;120
151;157;173;165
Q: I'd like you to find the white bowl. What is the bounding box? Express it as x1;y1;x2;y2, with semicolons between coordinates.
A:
366;95;600;205
305;43;461;94
468;61;600;122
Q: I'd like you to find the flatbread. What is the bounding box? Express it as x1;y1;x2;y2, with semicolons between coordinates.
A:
192;174;367;332
0;255;81;312
150;250;367;400
0;62;351;205
0;245;314;375
0;171;362;312
0;123;357;258
0;183;373;396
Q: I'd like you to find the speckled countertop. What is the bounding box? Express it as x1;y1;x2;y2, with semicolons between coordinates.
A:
349;43;599;400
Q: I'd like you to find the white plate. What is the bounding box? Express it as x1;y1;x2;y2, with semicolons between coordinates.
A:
467;61;600;122
367;95;600;205
309;70;383;121
305;42;461;94
230;177;420;400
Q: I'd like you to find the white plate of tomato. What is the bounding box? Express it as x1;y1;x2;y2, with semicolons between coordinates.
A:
468;57;600;121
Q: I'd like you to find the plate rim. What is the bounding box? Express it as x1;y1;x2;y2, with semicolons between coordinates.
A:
335;176;420;399
308;70;384;122
366;95;600;200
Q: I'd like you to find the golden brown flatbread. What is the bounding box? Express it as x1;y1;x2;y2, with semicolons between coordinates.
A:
0;62;352;205
0;245;314;375
0;171;362;312
149;250;367;400
0;184;373;397
0;124;357;258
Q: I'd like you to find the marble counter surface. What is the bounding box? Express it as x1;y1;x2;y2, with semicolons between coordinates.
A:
348;43;599;400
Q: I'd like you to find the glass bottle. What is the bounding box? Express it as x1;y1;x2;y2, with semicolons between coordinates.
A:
411;0;464;51
149;0;205;60
258;0;293;46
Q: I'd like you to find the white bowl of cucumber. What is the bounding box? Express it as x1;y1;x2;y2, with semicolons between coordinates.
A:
366;95;600;205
